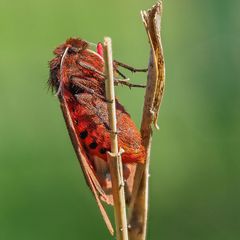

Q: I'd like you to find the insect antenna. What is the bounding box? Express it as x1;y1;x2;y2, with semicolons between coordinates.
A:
55;46;69;96
86;41;97;47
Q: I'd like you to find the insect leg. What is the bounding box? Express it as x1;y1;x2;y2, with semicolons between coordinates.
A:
77;61;105;77
71;77;105;99
77;60;145;88
77;61;131;85
114;79;146;88
114;60;148;73
116;69;127;79
71;77;120;103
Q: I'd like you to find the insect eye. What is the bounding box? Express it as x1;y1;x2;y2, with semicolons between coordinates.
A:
68;47;79;53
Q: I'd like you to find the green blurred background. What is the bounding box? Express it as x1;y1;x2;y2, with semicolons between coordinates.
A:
0;0;239;239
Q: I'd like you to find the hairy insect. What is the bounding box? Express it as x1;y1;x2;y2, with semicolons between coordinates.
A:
49;38;146;234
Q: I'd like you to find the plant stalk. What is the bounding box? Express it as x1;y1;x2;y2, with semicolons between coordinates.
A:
103;37;129;240
128;1;165;239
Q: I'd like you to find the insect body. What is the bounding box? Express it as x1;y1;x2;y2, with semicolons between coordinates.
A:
49;38;146;234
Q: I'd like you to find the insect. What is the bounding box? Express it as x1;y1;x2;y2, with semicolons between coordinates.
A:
48;38;146;234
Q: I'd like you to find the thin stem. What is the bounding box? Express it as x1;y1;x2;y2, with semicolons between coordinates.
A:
103;37;129;240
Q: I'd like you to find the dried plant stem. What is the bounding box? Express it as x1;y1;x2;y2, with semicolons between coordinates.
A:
103;37;129;240
128;1;165;240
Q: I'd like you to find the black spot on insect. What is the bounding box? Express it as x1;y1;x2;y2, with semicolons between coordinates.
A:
74;119;79;125
89;141;98;149
79;130;88;139
99;148;107;154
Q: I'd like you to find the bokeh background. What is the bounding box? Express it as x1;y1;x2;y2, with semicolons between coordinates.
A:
1;0;240;239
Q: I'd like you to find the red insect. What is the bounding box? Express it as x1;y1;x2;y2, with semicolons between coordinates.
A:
49;38;146;234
